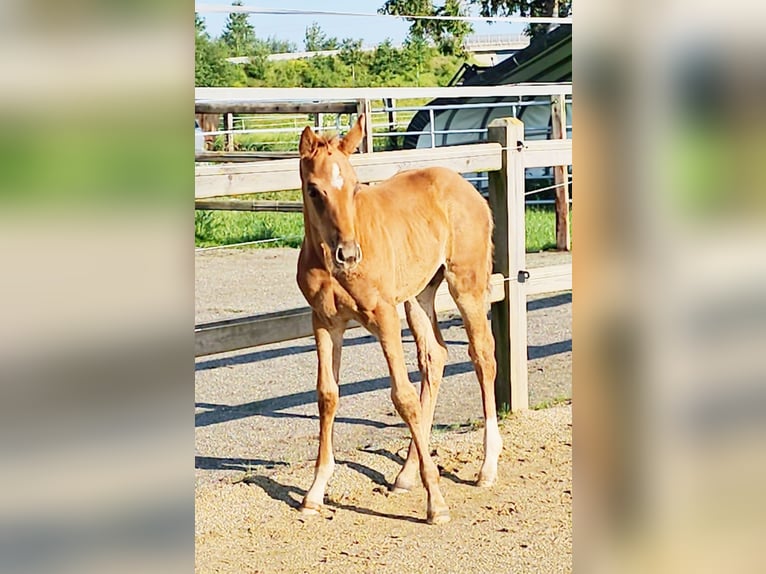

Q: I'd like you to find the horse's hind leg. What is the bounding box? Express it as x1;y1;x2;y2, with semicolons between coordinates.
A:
445;261;502;487
393;270;448;493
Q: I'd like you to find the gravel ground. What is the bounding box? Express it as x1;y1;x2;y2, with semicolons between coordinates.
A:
195;247;572;572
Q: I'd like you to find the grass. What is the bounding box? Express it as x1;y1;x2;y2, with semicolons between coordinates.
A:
196;203;572;251
530;395;572;410
195;190;304;248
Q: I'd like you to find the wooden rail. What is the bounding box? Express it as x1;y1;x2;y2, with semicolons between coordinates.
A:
194;119;572;413
196;274;506;357
195;143;503;198
195;101;358;115
194;199;303;212
195;151;299;162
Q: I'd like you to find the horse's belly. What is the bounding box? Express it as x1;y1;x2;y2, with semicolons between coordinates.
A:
394;254;445;304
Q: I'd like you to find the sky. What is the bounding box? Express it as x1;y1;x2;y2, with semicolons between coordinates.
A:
196;0;525;49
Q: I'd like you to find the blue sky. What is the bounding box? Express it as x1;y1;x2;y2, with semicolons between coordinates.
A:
196;0;525;48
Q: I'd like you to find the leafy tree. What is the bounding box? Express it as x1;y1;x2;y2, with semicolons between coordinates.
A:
379;0;473;55
403;35;429;85
195;12;246;86
474;0;571;39
369;39;399;84
304;21;339;51
381;0;572;46
262;36;297;54
195;13;207;37
221;0;256;55
339;38;364;85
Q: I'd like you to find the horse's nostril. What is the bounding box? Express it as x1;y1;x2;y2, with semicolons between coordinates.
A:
334;242;360;267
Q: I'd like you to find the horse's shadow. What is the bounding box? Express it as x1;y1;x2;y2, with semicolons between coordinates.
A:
357;446;475;487
240;446;479;524
245;472;423;524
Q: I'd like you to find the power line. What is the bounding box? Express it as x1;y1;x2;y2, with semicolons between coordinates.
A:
195;5;573;25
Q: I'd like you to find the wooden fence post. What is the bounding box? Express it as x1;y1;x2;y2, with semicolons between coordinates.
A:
224;112;234;152
488;117;529;412
356;98;373;153
551;95;570;251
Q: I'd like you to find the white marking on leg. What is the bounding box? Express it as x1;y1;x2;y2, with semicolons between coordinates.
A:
303;456;335;509
330;163;344;190
478;416;502;486
484;416;502;462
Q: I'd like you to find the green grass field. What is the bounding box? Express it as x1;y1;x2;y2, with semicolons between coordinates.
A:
196;197;570;253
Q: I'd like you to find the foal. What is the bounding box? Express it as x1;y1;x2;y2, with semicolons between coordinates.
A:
296;115;501;524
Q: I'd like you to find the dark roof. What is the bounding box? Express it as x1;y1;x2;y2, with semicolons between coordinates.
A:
454;24;572;86
403;25;572;149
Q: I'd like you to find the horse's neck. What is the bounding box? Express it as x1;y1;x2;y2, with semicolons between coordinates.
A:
302;217;333;270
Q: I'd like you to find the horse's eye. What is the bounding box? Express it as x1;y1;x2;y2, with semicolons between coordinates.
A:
307;185;319;198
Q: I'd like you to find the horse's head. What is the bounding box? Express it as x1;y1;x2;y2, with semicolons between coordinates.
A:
299;114;365;272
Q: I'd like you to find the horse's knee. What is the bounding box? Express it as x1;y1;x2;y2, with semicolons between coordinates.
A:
391;385;420;419
317;387;338;412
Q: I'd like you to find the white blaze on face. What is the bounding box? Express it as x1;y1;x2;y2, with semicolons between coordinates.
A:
330;163;344;190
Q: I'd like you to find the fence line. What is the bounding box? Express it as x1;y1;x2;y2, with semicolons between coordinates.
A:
194;117;572;413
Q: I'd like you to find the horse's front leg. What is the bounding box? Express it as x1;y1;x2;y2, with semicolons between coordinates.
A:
301;313;345;514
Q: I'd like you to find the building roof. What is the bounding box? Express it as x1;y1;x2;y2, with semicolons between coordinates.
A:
403;25;572;150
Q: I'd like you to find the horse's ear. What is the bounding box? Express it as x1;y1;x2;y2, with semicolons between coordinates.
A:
338;114;365;155
299;126;319;158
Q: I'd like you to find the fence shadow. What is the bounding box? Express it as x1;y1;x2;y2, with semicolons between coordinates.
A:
195;455;288;472
527;292;571;312
195;361;476;429
528;339;572;359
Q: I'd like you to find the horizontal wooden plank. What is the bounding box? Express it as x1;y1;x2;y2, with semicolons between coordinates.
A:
195;200;303;212
195;143;503;198
195;273;506;356
524;263;572;296
195;101;358;115
195;307;314;357
523;139;572;169
196;151;299;162
196;84;572;102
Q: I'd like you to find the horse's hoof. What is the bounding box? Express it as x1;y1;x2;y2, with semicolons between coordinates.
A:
299;500;322;515
427;508;451;525
391;477;417;494
476;470;497;488
390;481;415;494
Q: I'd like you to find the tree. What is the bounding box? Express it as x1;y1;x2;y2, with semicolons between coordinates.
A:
195;13;207;37
381;0;572;46
262;36;297;54
221;0;256;55
379;0;472;56
403;35;429;85
471;0;571;39
369;39;399;84
304;21;339;52
195;12;246;86
339;38;364;85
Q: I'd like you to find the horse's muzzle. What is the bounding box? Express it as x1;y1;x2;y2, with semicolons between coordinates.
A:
334;241;362;271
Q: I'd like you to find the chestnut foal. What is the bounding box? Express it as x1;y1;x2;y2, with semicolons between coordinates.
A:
296;115;501;524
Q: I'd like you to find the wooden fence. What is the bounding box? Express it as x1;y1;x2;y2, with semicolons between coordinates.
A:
195;86;572;250
194;117;572;412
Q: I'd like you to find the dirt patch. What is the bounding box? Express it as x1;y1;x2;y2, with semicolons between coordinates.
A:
195;247;572;572
196;404;571;573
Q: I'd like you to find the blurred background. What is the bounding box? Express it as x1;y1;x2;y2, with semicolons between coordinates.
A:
576;0;766;571
0;1;190;572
